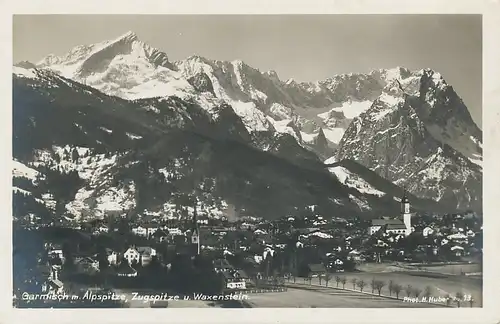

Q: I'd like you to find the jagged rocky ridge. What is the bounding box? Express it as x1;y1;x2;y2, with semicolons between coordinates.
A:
13;68;437;225
336;71;482;211
13;31;482;218
31;32;427;158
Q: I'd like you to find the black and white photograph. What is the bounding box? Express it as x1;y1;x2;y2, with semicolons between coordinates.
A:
10;13;485;310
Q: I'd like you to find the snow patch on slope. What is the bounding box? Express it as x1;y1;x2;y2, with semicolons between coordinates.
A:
301;131;317;144
378;92;403;108
349;194;371;211
322;128;345;145
231;101;271;132
320;100;373;120
13;66;37;79
13;160;39;181
126;132;142;140
328;166;386;197
30;145;128;219
95;183;137;214
267;117;300;141
324;156;337;164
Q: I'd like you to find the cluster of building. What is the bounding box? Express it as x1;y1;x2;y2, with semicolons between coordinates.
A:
33;192;481;298
366;196;481;261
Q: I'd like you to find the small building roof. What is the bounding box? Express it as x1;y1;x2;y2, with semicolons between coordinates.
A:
387;224;407;230
75;257;97;264
372;219;404;226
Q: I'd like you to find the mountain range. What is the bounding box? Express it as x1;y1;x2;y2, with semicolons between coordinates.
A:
12;31;482;224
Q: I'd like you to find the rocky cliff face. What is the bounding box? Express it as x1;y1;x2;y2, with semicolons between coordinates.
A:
336;70;482;211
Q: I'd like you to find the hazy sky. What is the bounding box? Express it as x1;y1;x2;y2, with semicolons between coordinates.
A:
13;14;482;127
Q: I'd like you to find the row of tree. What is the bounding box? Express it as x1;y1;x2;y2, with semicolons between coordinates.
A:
294;273;476;307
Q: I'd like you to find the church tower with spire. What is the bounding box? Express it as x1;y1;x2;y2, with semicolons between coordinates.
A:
401;188;412;236
191;204;200;255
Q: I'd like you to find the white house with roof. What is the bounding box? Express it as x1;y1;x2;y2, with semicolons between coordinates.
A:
451;245;465;256
123;247;140;264
447;233;468;243
75;257;100;272
42;278;64;294
348;249;365;262
131;226;147;237
254;229;267;235
240;222;256;230
106;249;119;265
422;226;434;237
254;255;263;264
308;231;334;239
98;225;109;233
221;270;247;290
466;229;476;237
46;243;64;262
123;246;157;265
131;224;158;237
263;247;275;260
166;227;183;236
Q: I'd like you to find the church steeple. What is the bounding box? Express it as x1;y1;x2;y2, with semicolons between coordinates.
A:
401;186;412;235
191;203;200;255
401;186;410;214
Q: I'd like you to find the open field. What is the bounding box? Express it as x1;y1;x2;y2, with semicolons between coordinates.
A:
409;263;481;275
302;270;481;307
357;262;481;275
247;286;444;308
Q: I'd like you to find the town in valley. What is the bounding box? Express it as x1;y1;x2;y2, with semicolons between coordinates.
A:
13;193;482;308
12;15;483;309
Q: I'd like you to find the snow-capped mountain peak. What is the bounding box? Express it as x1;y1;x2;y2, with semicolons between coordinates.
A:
37;31;170;78
116;30;139;42
34;31;189;101
27;32;482;212
336;66;482;211
377;66;411;81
